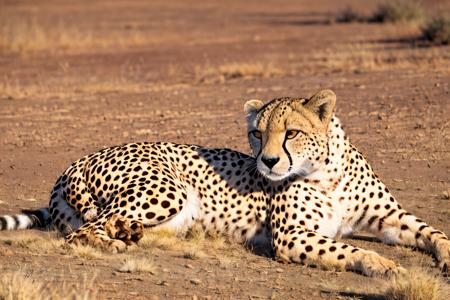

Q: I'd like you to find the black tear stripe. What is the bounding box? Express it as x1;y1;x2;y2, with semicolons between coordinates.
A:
256;147;262;163
282;138;293;168
249;130;263;160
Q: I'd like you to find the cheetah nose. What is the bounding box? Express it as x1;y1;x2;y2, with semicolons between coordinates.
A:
261;156;280;169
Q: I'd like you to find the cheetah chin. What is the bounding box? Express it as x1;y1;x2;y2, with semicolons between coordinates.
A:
258;161;314;182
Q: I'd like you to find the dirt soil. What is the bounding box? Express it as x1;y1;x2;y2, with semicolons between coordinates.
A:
0;0;449;299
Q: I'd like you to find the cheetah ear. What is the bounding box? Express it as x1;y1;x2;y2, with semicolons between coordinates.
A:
244;99;264;119
304;90;336;124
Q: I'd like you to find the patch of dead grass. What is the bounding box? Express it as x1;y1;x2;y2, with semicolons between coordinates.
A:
335;6;365;23
195;62;284;84
0;272;96;300
0;231;109;259
138;228;206;259
138;228;181;250
67;244;105;260
117;258;156;274
0;225;233;261
336;0;425;25
0;231;64;254
0;82;67;101
385;267;443;300
138;226;240;261
181;247;206;260
205;232;227;250
0;17;153;54
0;75;107;100
313;44;449;73
422;15;450;45
0;18;91;54
0;73;192;100
370;0;425;24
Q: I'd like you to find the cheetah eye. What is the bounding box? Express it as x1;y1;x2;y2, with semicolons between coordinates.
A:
250;130;262;139
285;130;300;139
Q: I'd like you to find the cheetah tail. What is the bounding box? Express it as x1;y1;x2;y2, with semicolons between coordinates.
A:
0;208;50;230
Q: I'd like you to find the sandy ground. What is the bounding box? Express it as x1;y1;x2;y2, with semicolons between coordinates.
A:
0;0;449;299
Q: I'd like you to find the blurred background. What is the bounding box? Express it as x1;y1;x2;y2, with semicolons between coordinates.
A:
1;0;448;100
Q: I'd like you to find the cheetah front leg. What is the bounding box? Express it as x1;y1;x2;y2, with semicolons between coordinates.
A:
345;152;450;272
272;224;404;276
357;199;450;272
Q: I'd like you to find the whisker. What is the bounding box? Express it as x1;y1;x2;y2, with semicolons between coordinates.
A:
245;161;257;173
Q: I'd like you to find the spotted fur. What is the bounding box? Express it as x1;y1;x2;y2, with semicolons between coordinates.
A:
245;90;449;275
1;142;272;253
1;90;448;277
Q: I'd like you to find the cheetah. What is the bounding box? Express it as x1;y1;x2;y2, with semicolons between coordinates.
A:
1;90;448;277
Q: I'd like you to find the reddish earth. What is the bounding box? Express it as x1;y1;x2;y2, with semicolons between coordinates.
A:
0;0;449;299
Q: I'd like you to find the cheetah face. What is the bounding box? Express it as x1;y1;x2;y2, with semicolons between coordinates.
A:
244;90;336;181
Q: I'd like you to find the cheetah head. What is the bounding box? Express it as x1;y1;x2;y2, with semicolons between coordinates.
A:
244;89;336;181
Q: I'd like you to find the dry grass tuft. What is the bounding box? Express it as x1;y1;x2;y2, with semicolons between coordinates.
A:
138;228;180;250
195;62;283;84
313;44;449;73
421;15;450;45
181;247;206;260
370;0;425;24
185;224;207;243
67;244;104;260
336;1;425;24
335;2;449;47
137;226;233;260
0;272;96;300
0;273;43;300
206;232;227;250
0;232;64;254
0;17;152;54
0;18;93;54
117;258;156;274
0;231;107;260
0;74;191;100
335;7;364;23
385;267;443;300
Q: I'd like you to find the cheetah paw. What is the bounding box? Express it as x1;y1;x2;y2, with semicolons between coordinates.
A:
356;250;405;277
106;239;127;254
105;215;132;242
436;239;450;274
129;221;144;244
